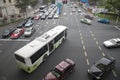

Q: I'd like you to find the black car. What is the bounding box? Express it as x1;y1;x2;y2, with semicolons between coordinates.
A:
1;28;15;38
88;55;115;79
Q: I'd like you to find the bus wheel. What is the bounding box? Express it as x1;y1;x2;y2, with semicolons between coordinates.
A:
43;54;48;62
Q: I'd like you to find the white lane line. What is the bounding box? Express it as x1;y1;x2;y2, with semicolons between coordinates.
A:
81;40;84;44
80;36;83;40
0;39;31;42
94;37;96;40
112;70;117;77
96;41;99;45
53;20;56;24
46;22;48;24
84;51;88;57
80;33;82;36
102;52;105;56
91;33;94;37
83;46;86;50
86;59;90;65
114;26;120;30
99;46;102;50
90;30;92;34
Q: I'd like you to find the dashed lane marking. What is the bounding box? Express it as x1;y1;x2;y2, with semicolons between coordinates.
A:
81;40;84;44
86;59;90;65
99;46;102;50
83;46;86;50
112;70;117;77
91;33;94;37
102;52;105;56
84;51;88;57
80;36;83;40
94;37;96;40
96;41;99;45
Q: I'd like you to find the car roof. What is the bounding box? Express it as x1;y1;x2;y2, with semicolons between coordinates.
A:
55;61;70;72
98;57;111;66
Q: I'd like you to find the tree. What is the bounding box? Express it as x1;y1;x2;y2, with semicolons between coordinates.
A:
15;0;38;18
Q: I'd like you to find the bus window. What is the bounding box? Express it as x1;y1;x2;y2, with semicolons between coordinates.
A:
15;54;25;63
30;45;48;64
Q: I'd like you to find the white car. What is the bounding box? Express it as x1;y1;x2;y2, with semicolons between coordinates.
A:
78;9;81;13
80;18;92;25
24;27;35;37
54;14;59;19
103;38;120;48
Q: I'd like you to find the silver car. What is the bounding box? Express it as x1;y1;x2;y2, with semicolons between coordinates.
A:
24;27;35;37
103;38;120;48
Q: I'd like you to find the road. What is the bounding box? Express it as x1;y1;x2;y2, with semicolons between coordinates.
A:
0;3;120;80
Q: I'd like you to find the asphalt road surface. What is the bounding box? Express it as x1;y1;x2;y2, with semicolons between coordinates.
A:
0;4;120;80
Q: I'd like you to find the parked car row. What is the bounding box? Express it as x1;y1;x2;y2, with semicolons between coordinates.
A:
1;17;36;39
42;55;115;80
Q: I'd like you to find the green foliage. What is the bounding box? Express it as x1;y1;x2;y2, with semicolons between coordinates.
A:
15;0;38;12
105;0;120;13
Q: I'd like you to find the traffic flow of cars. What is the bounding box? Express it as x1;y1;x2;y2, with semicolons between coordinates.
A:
0;1;119;80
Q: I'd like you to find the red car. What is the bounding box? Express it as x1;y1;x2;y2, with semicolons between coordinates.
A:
34;15;40;20
43;59;75;80
10;28;24;39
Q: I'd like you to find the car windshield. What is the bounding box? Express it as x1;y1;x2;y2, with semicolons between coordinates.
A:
26;29;31;32
4;30;9;33
96;63;106;71
110;39;116;44
13;30;19;34
52;68;62;78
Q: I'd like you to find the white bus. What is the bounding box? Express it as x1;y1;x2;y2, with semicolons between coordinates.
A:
14;25;67;73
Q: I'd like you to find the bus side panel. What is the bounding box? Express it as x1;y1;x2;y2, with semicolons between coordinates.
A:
16;60;30;73
54;36;65;49
27;51;49;73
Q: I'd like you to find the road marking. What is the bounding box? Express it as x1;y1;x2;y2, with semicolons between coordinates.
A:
79;30;81;33
80;36;83;40
90;30;92;34
86;59;90;65
81;40;84;44
94;37;96;40
112;70;117;77
0;39;31;42
83;46;86;50
70;13;72;15
91;33;94;37
84;51;87;57
114;26;120;30
46;22;48;24
102;52;105;56
53;20;56;24
80;33;82;36
98;46;102;50
96;41;99;45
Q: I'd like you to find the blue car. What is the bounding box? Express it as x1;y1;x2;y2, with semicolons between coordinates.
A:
98;19;110;24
